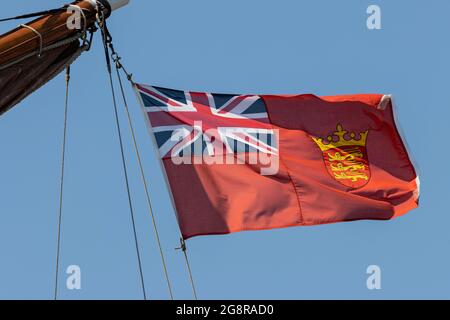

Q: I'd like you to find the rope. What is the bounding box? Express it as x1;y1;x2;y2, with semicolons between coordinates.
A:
112;53;174;300
0;32;87;71
112;47;199;301
177;238;198;299
98;1;198;299
98;10;148;300
54;66;71;300
0;8;65;22
19;24;43;58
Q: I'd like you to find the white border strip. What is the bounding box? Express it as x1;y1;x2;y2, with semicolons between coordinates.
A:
378;94;392;110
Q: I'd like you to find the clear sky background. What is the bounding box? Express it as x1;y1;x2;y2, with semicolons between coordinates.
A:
0;0;448;300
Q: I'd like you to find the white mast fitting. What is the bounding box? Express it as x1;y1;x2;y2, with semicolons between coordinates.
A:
106;0;130;11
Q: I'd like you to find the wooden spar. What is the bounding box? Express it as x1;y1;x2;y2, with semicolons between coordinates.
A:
0;1;99;67
0;0;130;67
0;0;133;67
0;0;130;115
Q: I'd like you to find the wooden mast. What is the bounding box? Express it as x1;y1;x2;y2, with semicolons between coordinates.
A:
0;0;100;67
0;0;131;67
0;0;130;115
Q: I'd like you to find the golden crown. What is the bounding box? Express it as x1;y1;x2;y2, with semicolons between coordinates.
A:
312;124;368;152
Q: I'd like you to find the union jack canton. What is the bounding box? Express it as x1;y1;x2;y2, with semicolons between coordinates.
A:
135;84;278;159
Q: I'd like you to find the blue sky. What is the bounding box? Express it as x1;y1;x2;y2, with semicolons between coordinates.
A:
0;0;448;299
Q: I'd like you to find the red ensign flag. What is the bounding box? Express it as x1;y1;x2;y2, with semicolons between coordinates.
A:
135;84;419;239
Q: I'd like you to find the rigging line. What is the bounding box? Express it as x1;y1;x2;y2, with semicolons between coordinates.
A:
0;8;65;22
113;56;174;300
99;13;147;300
114;60;199;301
177;238;198;300
54;66;71;300
113;60;202;301
113;51;199;301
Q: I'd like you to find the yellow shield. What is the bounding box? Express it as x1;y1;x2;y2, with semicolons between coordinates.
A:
312;124;371;189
